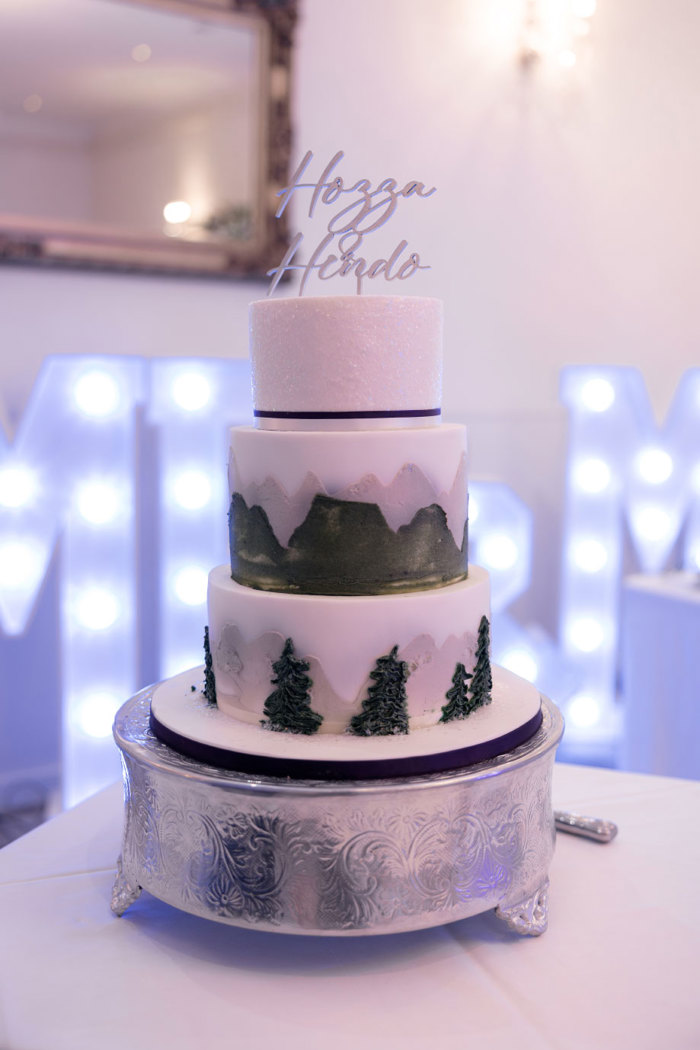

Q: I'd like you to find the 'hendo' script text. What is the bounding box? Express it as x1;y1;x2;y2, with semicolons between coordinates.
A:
267;150;435;295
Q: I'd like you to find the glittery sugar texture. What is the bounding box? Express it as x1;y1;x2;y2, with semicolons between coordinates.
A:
249;296;442;418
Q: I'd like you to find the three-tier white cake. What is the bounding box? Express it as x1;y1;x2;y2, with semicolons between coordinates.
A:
150;295;542;777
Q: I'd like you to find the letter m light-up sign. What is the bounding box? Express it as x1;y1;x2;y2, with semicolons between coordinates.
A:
0;355;251;807
559;366;700;732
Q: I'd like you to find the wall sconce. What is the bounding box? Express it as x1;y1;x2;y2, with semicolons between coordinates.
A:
520;0;597;71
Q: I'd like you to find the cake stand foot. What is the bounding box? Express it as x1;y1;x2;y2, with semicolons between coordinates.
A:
111;854;142;916
495;878;549;936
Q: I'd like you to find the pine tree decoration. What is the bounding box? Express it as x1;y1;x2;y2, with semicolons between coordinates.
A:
348;646;410;736
439;662;474;723
469;615;493;710
262;638;323;735
203;625;217;706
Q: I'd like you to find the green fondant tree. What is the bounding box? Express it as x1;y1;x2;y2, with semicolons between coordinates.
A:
262;638;323;735
469;615;493;710
348;646;409;736
203;625;217;706
439;663;474;723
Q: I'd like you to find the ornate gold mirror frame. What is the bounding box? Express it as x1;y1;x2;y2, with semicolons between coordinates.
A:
0;0;297;279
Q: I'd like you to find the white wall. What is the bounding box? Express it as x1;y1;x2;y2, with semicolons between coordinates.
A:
291;0;700;633
92;95;254;232
295;0;698;420
0;119;92;222
2;0;699;637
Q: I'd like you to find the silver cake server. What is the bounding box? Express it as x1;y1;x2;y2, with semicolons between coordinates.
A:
554;810;618;843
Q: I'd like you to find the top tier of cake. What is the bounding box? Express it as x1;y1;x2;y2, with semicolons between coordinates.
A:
249;295;442;430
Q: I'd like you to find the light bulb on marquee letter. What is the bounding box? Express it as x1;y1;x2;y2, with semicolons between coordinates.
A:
580;378;615;413
171;372;211;412
73;370;122;419
0;466;37;508
501;648;539;682
635;448;673;485
75;588;120;631
481;534;518;571
75;481;120;525
574;457;611;494
173;566;208;606
171;471;212;511
571;538;609;574
568;693;601;729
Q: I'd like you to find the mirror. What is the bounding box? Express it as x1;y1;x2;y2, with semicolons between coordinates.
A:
0;0;296;278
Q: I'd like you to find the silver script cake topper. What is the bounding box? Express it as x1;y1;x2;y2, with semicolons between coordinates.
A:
267;150;435;296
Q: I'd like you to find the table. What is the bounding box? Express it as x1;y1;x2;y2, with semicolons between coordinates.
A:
0;763;699;1050
621;572;700;778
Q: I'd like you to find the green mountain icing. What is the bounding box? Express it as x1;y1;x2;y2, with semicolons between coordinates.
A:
348;646;410;736
439;662;474;722
229;496;286;565
261;638;323;735
229;492;468;595
203;625;217;706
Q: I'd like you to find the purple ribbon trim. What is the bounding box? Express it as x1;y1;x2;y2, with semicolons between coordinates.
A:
149;705;544;781
254;408;441;420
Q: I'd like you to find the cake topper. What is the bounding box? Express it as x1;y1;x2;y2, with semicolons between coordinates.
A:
267;150;435;296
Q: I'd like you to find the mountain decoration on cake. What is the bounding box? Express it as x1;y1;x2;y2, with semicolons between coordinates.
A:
229;457;468;549
229;492;467;595
439;664;474;723
261;638;324;735
213;624;481;732
203;626;217;706
348;647;409;736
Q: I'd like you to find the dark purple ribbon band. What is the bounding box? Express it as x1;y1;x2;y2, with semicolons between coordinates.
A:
254;408;441;420
149;705;543;781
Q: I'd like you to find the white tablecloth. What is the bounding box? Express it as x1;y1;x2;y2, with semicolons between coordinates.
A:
621;572;700;778
0;763;698;1050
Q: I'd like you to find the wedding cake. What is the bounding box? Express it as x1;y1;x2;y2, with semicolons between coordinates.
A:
150;294;542;778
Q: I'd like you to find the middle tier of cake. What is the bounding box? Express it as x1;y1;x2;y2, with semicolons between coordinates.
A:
228;423;468;595
208;564;490;734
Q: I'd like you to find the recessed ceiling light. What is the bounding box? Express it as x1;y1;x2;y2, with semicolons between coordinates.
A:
23;94;43;114
131;43;152;62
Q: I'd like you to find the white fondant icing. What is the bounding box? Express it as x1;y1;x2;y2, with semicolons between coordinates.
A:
151;664;542;764
257;415;439;431
212;625;480;733
249;296;442;426
207;565;490;728
229;425;467;547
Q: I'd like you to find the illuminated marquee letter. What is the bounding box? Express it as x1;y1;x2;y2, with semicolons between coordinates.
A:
559;366;700;723
146;358;252;682
0;356;143;806
0;355;252;808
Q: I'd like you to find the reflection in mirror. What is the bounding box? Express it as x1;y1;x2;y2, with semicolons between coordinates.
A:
0;0;296;278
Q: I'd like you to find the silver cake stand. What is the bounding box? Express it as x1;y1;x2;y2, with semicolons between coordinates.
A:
112;687;564;937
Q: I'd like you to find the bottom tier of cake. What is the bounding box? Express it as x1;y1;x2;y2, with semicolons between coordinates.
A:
207;564;492;733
